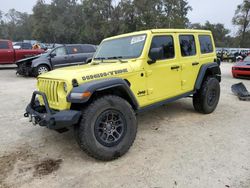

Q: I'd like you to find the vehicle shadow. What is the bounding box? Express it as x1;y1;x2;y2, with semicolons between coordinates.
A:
33;99;197;162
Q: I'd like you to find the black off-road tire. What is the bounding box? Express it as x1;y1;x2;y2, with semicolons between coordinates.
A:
193;77;220;114
75;95;137;161
34;64;50;77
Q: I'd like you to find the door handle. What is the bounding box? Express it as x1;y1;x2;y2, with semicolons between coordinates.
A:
171;65;180;70
192;62;199;66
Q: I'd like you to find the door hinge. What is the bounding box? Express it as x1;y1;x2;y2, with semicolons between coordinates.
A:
181;80;186;86
147;88;153;95
145;70;152;77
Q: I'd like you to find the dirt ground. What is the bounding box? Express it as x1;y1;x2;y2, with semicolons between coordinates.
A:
0;62;250;188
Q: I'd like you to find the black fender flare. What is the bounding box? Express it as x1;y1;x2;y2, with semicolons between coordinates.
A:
194;62;221;90
67;78;139;110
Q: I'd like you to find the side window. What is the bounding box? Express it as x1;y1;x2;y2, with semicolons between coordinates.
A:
67;45;84;54
199;35;213;54
82;45;96;53
0;41;9;49
22;43;32;49
54;47;67;56
150;35;175;59
179;35;196;57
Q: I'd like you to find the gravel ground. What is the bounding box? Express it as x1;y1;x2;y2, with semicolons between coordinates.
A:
0;63;250;188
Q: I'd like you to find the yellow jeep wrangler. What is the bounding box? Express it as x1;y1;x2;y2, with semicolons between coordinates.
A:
25;29;221;161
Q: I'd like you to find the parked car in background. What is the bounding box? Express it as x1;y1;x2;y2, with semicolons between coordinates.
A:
0;40;44;65
232;56;250;79
13;42;33;50
16;44;97;76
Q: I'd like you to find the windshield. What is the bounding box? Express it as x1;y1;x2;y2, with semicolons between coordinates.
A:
94;34;146;60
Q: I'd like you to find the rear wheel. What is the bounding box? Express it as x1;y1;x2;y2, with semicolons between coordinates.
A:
193;77;220;114
75;95;137;161
35;65;50;77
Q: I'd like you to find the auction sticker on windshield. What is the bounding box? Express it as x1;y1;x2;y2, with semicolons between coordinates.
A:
131;35;146;44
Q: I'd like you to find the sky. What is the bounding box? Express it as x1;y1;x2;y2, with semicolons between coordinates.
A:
0;0;243;36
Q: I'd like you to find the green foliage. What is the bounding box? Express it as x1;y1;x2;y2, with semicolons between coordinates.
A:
0;0;192;44
232;0;250;47
0;0;246;48
190;21;235;47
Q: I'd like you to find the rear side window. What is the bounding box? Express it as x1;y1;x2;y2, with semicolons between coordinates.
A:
22;43;32;49
82;45;96;53
67;45;84;54
150;35;175;59
0;41;9;49
179;35;196;57
199;35;213;54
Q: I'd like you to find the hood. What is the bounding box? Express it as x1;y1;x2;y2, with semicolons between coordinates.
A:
38;61;138;84
16;54;41;64
235;61;250;67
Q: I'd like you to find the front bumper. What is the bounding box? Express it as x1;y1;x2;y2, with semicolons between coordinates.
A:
16;62;33;76
24;91;81;130
232;69;250;79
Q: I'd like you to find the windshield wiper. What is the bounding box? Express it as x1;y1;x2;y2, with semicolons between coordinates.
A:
107;56;128;63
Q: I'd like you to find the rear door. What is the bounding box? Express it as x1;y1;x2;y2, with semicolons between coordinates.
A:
66;45;86;65
81;44;96;61
0;41;14;64
178;34;200;92
198;34;216;67
50;46;68;68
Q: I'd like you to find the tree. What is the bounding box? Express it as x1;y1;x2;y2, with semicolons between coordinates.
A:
190;21;232;47
32;0;53;42
80;0;119;44
232;0;250;47
161;0;192;28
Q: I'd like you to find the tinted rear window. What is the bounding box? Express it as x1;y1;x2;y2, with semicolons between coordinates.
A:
199;35;213;54
179;35;196;57
0;41;9;49
22;43;32;49
67;45;84;54
82;45;96;53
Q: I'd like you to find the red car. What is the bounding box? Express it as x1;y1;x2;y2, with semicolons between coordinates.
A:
0;39;44;65
232;56;250;79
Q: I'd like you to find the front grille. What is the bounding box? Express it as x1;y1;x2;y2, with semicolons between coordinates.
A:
236;68;250;71
38;79;61;106
237;74;250;79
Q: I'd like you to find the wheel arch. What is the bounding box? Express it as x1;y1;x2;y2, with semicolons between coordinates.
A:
68;78;139;110
195;62;221;90
32;60;52;70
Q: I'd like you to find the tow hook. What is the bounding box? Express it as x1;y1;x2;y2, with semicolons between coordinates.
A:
24;113;38;125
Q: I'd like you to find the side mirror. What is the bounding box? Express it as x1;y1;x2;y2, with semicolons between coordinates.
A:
148;47;164;64
50;53;56;58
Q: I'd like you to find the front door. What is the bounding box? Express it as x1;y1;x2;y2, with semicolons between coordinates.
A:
50;46;69;68
146;34;182;101
0;41;14;64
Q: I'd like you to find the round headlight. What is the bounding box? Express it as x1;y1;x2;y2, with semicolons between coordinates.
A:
63;83;68;93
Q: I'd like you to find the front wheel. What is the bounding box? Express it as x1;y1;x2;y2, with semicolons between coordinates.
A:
193;77;220;114
34;65;50;77
75;95;137;161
